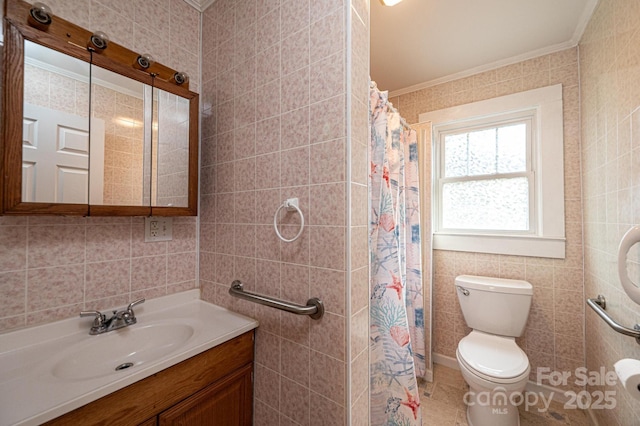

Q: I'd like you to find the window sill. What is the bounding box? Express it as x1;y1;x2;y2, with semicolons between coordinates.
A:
433;232;565;259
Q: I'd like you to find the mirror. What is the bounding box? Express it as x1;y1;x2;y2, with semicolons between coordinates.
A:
2;0;198;216
153;88;190;208
89;65;148;207
22;40;91;204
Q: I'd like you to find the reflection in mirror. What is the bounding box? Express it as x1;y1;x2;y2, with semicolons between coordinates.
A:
22;40;91;203
90;65;149;206
3;4;198;216
152;88;190;208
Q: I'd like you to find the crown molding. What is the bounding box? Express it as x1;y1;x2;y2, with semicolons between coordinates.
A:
388;0;599;98
570;0;599;45
388;40;577;98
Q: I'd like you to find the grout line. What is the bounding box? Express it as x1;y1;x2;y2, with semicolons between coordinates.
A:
23;218;30;326
128;220;133;300
345;0;355;422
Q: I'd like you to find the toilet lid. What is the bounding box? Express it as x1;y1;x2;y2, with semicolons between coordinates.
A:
457;331;529;380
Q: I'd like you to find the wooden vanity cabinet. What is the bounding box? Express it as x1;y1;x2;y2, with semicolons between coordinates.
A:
158;364;252;425
44;331;254;426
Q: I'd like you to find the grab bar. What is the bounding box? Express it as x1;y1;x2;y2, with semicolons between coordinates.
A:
229;280;324;320
587;295;640;345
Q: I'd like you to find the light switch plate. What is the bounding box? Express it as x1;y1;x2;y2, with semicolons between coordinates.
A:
145;217;173;242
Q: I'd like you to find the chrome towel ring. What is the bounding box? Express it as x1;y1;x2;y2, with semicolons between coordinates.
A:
273;197;304;243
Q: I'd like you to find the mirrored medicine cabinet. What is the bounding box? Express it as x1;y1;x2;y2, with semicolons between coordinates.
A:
1;0;198;216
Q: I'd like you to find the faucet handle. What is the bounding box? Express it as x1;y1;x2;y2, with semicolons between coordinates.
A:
80;310;106;328
121;298;145;325
127;298;145;313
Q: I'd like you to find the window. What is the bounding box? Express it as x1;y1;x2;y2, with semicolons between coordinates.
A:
419;85;565;258
439;113;534;232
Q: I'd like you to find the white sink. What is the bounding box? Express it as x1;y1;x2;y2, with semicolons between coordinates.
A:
0;290;258;426
50;323;195;381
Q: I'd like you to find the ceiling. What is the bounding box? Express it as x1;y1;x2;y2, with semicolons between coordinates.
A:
371;0;599;96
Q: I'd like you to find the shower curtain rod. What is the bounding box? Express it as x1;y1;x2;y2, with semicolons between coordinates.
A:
370;80;413;131
387;102;412;131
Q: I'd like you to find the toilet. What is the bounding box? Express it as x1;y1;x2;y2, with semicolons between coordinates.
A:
454;275;533;426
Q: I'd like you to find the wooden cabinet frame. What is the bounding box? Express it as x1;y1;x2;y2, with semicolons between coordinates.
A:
1;0;199;216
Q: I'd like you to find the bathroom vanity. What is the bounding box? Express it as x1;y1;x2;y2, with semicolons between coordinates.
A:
45;331;254;426
0;291;258;425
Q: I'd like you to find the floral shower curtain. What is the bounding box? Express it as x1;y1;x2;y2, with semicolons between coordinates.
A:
369;83;424;425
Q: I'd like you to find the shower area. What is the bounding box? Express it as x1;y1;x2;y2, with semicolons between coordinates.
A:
369;82;432;424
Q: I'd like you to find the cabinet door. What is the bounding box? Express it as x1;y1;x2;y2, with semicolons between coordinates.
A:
159;364;252;426
138;418;158;426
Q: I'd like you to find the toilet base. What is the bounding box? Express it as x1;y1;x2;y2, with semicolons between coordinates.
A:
464;391;521;426
457;348;529;426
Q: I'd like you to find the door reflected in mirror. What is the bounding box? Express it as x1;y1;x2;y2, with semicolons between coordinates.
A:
22;40;91;203
21;44;190;208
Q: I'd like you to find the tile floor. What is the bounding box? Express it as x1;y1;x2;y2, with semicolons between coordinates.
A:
419;364;590;426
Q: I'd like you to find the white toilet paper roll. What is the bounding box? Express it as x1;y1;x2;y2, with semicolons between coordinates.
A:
614;359;640;401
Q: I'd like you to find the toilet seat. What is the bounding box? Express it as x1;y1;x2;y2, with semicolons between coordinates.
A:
457;331;530;384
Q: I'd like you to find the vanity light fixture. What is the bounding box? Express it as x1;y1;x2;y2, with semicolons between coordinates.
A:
379;0;403;5
28;2;53;26
136;53;155;69
89;31;110;50
173;71;189;85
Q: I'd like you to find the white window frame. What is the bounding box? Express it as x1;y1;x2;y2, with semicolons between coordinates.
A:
437;111;535;234
419;84;565;259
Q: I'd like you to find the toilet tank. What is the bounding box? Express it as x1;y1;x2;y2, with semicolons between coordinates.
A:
455;275;533;337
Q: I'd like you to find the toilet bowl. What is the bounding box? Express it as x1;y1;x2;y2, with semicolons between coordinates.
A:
454;275;533;426
457;331;530;426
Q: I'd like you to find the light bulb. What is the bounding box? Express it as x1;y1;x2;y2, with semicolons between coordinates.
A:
29;2;53;26
89;31;110;50
173;72;189;85
136;53;155;69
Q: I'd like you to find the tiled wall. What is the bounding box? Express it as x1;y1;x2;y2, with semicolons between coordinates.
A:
0;216;197;331
391;47;585;391
0;0;200;332
580;0;640;424
41;0;201;92
198;0;369;423
349;0;370;423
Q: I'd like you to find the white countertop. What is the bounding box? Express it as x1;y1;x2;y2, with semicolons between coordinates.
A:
0;290;258;426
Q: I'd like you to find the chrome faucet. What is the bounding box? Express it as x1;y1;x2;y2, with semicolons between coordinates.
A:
80;298;145;335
